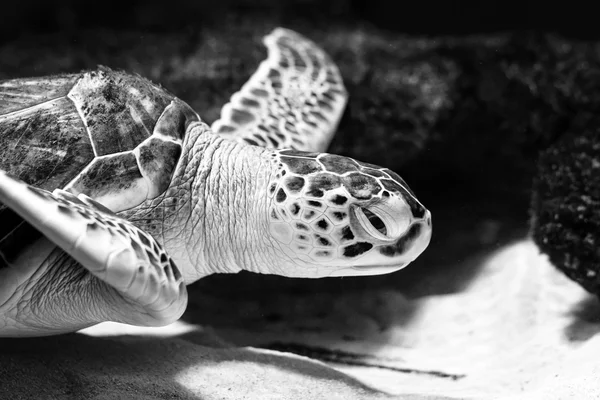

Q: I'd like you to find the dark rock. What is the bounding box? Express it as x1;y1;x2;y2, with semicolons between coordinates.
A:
532;112;600;294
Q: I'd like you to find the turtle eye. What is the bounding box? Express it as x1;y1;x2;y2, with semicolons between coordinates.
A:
352;196;412;243
361;208;387;236
353;206;392;242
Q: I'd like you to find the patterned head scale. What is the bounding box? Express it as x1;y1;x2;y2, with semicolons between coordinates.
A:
267;150;432;276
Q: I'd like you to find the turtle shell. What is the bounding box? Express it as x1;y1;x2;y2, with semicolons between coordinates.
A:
0;67;200;209
0;67;200;267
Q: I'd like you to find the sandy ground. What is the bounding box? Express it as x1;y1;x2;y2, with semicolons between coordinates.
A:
1;239;599;399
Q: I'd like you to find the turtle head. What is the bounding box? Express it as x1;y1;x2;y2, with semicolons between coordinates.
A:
168;131;431;281
264;150;432;277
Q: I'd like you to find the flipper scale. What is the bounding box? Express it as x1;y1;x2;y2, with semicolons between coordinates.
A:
0;170;187;323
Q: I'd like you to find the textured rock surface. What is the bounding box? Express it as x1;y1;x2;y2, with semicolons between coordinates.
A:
532;112;600;295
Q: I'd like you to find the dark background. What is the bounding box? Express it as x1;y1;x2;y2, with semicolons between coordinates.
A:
0;0;593;41
0;0;557;290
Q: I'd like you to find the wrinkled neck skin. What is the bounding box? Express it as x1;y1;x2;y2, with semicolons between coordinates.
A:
122;123;278;284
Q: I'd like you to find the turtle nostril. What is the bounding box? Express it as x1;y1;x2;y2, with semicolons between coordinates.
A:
361;207;387;236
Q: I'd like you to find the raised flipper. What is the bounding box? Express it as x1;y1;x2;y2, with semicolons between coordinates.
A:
0;170;187;325
212;28;348;152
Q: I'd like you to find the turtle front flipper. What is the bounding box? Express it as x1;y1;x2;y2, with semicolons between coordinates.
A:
212;28;348;152
0;170;187;331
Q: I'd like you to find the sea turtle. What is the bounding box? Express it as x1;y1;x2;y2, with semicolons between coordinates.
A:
0;28;432;337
